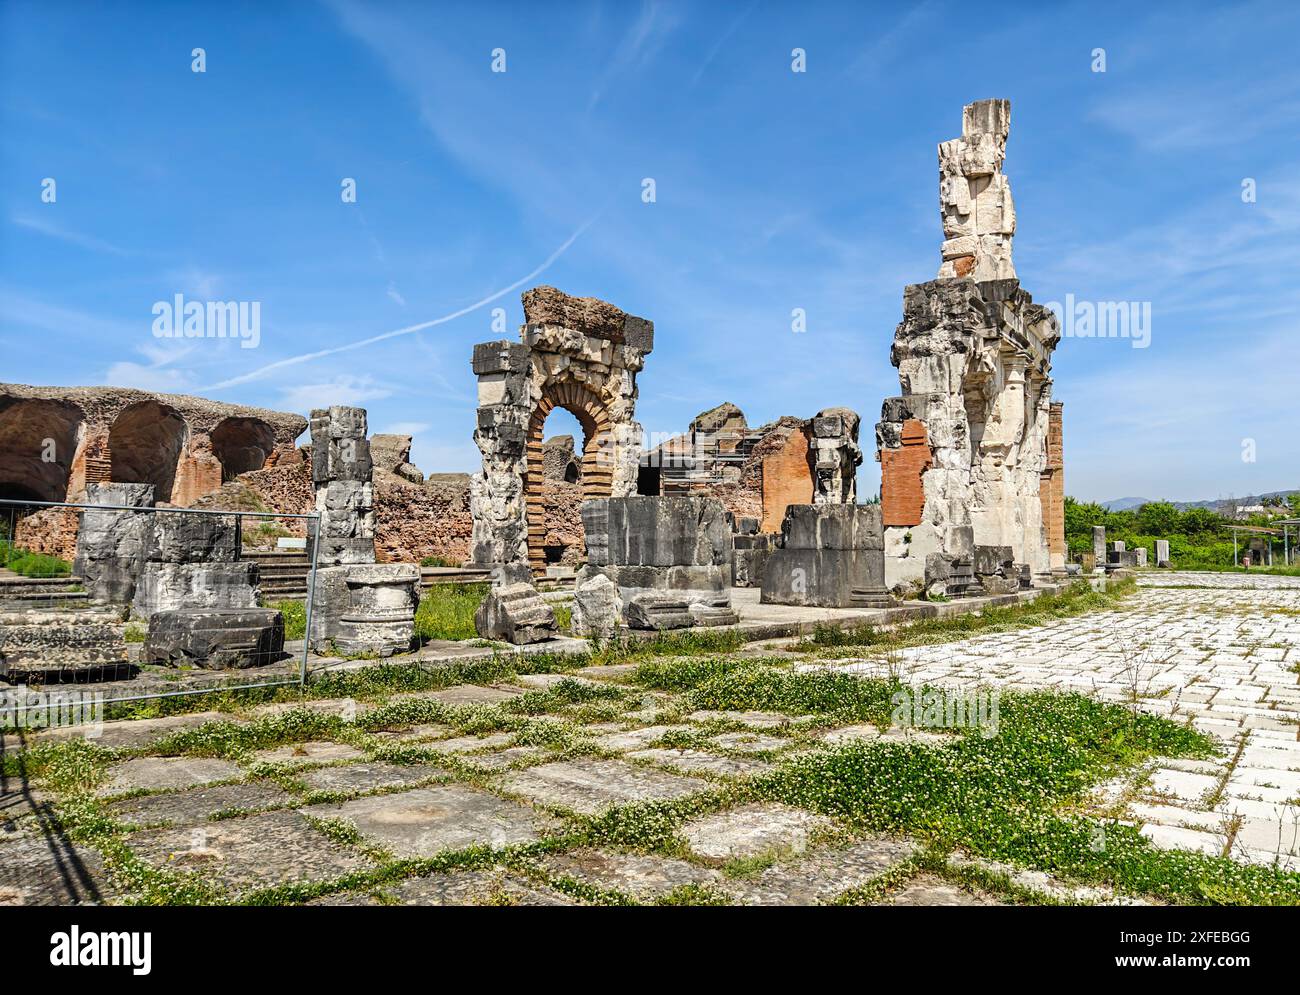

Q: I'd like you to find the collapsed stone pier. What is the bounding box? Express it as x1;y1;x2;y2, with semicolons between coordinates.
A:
876;99;1065;593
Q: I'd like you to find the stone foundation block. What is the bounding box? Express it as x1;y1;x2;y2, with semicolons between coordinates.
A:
132;562;260;617
144;608;285;670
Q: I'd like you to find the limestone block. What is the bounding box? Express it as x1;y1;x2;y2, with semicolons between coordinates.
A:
624;592;694;631
780;504;884;551
146;512;240;563
572;572;621;639
0;611;130;677
73;482;156;604
144;608;285;670
760;547;892;609
132;561;260;617
474;583;557;644
581;496;730;568
1156;540;1171;568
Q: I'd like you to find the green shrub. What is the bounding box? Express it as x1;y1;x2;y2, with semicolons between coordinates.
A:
1;545;71;578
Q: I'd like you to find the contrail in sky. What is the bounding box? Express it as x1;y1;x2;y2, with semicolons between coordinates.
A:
204;218;594;391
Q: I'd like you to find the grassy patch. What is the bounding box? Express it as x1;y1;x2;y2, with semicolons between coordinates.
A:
1;545;71;578
269;600;307;641
414;584;488;642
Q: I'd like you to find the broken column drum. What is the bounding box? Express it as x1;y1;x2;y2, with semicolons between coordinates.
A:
578;495;738;629
760;504;893;609
332;563;421;657
876;99;1062;591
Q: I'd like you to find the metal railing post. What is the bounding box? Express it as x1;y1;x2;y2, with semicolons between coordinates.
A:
300;513;321;690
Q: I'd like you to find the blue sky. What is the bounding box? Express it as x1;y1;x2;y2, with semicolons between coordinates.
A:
2;0;1297;503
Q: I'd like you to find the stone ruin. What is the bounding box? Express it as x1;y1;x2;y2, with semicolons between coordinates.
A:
639;402;863;533
876;99;1065;598
307;406;419;656
760;504;893;609
578;495;738;631
470;286;654;581
0;383;305;560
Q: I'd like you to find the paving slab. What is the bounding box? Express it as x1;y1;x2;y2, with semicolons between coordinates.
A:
0;831;116;905
36;711;242;750
878;873;1003;906
97;757;243;797
538;847;726;902
687;710;812;729
818;724;882;745
1139;822;1225;856
107;782;291;827
497;759;710;816
371;723;454;743
459;746;547;771
251;741;366;766
128;809;372;897
423;732;515;754
726;836;915;906
297;761;444;795
422;685;525;706
627;748;773;779
681;802;834;861
709;731;790;754
305;785;559;856
1146;768;1219;804
591;725;689;752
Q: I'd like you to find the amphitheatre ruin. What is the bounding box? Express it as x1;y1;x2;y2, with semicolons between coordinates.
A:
2;99;1297;911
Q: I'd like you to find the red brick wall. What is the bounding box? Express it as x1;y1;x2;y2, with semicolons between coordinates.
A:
881;419;932;527
759;424;814;533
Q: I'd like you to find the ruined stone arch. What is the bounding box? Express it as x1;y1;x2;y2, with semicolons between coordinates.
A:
526;380;615;572
210;416;276;481
0;397;84;504
109;400;188;502
470;286;654;578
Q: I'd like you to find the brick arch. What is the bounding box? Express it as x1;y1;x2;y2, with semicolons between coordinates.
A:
525;381;613;574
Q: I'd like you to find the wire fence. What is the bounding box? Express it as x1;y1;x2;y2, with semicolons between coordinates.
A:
0;497;320;713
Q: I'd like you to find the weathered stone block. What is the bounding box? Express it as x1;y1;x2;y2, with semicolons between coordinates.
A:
144;608;285;670
471;340;530;376
146;512;240;563
0;611;130;677
973;545;1014;577
624;592;694;630
132;561;260;617
781;504;885;551
73;482;156;603
582;496;730;568
572;573;621;639
760;547;892;608
474;583;556;644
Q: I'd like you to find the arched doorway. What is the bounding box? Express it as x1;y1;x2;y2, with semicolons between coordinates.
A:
109;400;188;502
211;416;276;481
525;381;613;574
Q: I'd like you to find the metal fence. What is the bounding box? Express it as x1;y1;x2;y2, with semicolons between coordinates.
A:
0;497;320;709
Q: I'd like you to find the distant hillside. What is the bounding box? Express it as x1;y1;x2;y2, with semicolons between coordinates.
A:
1101;496;1151;512
1100;489;1298;512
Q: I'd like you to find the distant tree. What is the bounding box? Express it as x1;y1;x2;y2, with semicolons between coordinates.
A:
1136;501;1180;536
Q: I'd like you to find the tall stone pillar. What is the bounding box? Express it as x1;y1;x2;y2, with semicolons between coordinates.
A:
810;407;862;505
875;99;1061;594
310;406;375;566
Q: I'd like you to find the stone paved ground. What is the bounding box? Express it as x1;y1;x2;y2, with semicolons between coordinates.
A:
818;572;1300;870
2;570;1296;905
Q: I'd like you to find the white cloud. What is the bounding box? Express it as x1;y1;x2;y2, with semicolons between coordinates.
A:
277;374;395;412
103;360;196;392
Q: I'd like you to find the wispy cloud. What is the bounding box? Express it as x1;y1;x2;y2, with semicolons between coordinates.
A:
278;374;395;412
202;218;594;391
11;214;131;256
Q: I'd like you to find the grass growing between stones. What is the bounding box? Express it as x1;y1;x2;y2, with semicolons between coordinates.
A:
799;577;1136;656
268;599;307;640
414;583;489;642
